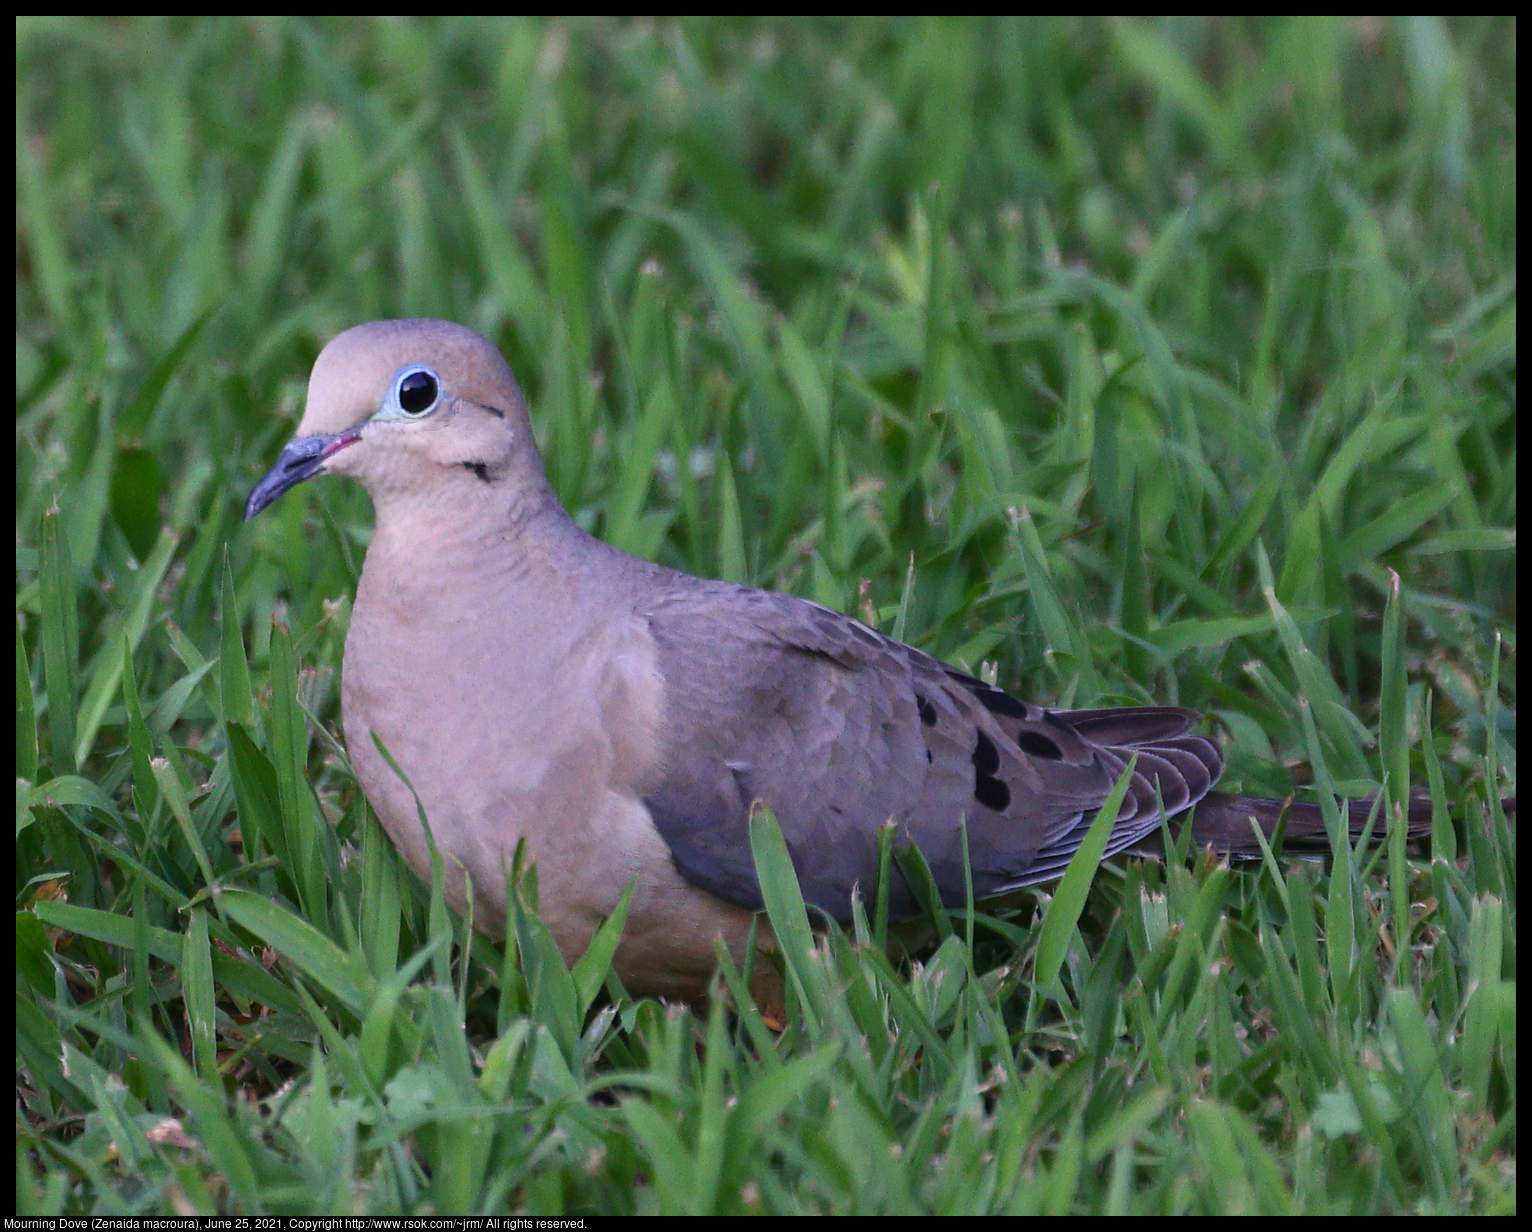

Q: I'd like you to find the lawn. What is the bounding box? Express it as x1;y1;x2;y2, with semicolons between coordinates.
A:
16;16;1516;1214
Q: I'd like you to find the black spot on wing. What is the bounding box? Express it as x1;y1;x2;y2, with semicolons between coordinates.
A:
974;687;1030;719
915;692;938;726
974;775;1011;812
945;670;1031;719
1016;730;1063;760
463;461;492;483
970;731;1010;812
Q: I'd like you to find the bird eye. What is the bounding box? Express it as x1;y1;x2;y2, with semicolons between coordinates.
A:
395;367;440;416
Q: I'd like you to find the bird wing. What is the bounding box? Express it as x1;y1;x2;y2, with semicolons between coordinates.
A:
638;580;1223;921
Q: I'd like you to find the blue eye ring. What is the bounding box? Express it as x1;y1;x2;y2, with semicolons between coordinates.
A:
394;366;441;417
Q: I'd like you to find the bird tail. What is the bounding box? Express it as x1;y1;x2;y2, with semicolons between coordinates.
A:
1122;791;1436;861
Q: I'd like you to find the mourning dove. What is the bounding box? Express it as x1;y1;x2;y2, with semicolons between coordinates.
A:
246;319;1427;1001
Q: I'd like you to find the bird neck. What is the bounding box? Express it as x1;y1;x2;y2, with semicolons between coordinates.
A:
361;456;641;616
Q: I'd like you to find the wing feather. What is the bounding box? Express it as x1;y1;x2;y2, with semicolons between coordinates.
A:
641;581;1223;921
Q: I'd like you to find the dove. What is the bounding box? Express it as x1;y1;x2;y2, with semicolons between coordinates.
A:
246;318;1427;1001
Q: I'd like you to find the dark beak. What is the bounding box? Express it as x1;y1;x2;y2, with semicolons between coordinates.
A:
244;430;361;521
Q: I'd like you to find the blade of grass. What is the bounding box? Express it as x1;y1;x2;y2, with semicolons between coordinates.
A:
1034;754;1137;993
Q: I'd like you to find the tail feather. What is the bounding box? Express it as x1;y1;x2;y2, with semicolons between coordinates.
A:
1121;791;1435;861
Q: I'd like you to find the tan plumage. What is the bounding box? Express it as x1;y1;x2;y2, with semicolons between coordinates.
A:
246;319;1426;1001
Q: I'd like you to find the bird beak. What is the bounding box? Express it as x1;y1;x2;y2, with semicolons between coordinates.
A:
244;429;361;521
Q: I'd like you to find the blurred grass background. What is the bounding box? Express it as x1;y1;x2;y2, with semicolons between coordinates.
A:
16;16;1515;1214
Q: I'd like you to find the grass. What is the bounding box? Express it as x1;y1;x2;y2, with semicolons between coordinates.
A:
16;16;1515;1215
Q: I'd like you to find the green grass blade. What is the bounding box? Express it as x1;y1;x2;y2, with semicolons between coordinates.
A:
748;804;822;1029
182;907;218;1078
38;505;79;776
219;549;253;729
1034;754;1137;993
218;887;377;1016
17;618;38;785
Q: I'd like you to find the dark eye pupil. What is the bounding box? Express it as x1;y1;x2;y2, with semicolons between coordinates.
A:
398;370;437;414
